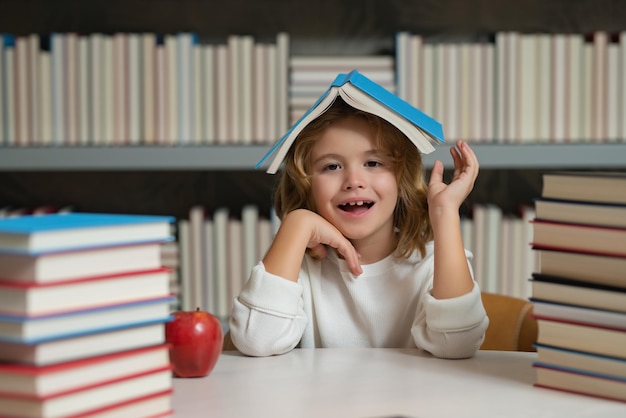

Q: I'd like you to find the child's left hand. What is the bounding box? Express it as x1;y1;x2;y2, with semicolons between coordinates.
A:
427;140;479;213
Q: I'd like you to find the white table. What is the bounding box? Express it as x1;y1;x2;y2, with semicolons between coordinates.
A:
172;348;625;417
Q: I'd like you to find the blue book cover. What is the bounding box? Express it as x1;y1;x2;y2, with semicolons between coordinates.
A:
331;70;444;142
0;212;174;234
0;212;175;254
0;296;174;344
0;316;172;345
257;69;445;174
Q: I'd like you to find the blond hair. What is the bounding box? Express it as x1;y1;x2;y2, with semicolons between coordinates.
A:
273;98;433;258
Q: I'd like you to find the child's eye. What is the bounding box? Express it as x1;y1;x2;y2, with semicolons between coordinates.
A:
324;163;341;171
365;160;382;168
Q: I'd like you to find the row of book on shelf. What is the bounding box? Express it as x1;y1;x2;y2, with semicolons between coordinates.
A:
529;171;626;403
396;31;626;145
464;203;537;300
0;32;290;147
175;205;280;320
0;211;177;417
3;30;626;147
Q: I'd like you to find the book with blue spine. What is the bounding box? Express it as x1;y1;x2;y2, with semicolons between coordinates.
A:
0;321;167;366
0;295;174;344
0;212;174;254
257;69;445;174
0;296;174;345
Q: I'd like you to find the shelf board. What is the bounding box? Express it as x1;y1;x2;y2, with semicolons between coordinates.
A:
0;145;268;171
0;143;624;171
443;143;626;170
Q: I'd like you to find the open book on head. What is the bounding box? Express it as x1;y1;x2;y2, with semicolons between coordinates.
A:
256;69;445;174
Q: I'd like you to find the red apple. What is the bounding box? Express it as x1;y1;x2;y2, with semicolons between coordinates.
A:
165;308;223;378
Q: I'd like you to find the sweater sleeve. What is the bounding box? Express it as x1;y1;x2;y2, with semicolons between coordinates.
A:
411;281;489;359
229;262;308;356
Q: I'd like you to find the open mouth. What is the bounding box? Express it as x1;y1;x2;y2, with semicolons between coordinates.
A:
338;201;374;213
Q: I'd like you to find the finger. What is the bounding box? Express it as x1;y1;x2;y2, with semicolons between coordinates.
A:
345;251;362;276
334;241;362;276
313;226;362;276
323;236;360;276
458;141;479;169
450;145;463;178
458;141;479;180
429;160;444;187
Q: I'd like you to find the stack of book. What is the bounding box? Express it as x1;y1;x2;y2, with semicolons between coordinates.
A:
530;172;626;403
0;212;176;417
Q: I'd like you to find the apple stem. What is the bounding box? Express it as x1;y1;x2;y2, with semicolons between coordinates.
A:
196;307;200;312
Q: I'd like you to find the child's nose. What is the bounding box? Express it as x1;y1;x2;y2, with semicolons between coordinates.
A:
344;169;365;190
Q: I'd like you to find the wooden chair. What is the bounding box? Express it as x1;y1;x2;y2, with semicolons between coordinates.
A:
480;292;538;352
222;330;237;351
223;292;539;353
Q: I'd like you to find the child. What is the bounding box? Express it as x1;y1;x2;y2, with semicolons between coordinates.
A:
229;98;488;358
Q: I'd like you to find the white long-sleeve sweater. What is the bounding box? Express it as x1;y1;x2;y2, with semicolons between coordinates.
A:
229;242;489;358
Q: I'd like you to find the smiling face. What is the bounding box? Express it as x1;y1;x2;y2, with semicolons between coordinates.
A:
309;116;399;258
275;99;432;261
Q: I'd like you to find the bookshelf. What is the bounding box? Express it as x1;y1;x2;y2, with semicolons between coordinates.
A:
0;0;624;217
1;0;626;304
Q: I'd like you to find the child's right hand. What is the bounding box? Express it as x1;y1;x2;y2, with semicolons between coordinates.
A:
297;209;362;276
263;209;362;281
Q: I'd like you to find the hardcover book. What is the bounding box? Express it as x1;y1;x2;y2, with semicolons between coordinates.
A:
257;69;445;174
531;299;626;329
0;322;166;366
530;273;626;313
0;268;171;316
0;367;172;418
534;249;626;289
535;317;626;359
0;344;170;398
541;172;626;205
534;363;626;403
0;242;164;283
534;344;626;382
79;389;173;418
531;219;626;257
0;295;174;344
0;212;174;254
534;198;626;228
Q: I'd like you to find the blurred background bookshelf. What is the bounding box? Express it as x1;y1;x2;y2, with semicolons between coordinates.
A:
1;0;626;309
